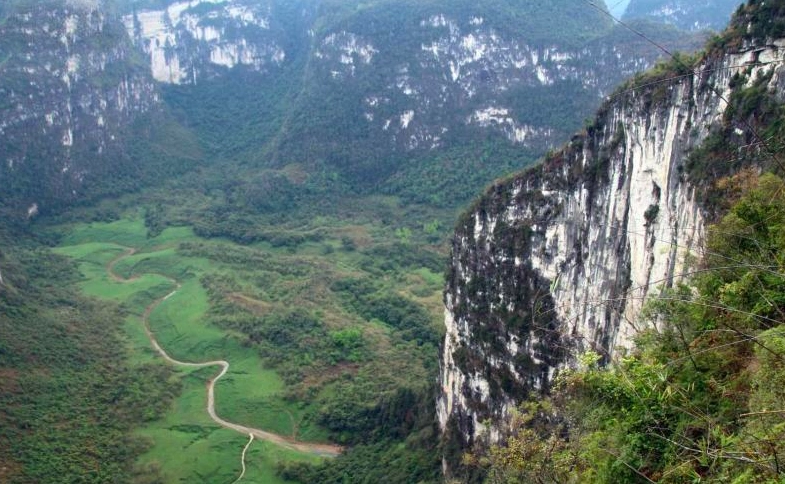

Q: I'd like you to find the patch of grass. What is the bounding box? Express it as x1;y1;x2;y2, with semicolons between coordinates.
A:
55;219;327;481
53;242;175;309
134;368;320;484
59;218;151;247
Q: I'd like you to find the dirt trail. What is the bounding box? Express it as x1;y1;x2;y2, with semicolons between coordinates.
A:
232;434;254;484
106;248;139;282
109;246;343;457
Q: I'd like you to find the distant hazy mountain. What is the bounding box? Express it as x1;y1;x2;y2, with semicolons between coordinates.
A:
0;0;703;216
623;0;744;31
122;0;703;193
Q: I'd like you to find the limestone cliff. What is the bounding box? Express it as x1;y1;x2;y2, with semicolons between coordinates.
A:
123;0;287;84
0;0;160;216
437;32;785;457
121;0;702;188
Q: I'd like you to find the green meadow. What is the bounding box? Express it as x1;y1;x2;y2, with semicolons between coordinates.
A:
50;190;445;482
55;218;323;483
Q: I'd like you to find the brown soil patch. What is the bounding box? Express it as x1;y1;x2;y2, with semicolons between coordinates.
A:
226;293;272;315
282;164;309;184
0;457;23;482
337;225;373;249
0;368;21;394
301;363;359;389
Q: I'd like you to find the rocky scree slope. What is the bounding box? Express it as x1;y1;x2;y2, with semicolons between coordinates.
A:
437;21;785;458
0;0;162;217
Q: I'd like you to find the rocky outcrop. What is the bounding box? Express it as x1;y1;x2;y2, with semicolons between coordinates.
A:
0;0;160;215
437;36;785;456
123;0;287;84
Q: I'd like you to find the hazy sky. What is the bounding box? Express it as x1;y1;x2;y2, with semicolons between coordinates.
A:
606;0;631;17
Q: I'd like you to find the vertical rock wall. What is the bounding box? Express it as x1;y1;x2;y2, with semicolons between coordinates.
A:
438;38;785;455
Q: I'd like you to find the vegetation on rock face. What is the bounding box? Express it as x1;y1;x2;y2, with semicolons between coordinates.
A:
0;0;769;483
724;0;785;44
0;0;203;217
469;171;785;483
684;65;785;219
446;1;785;479
459;65;785;474
313;0;613;45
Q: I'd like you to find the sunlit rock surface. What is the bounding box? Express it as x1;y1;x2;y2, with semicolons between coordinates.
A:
123;0;284;84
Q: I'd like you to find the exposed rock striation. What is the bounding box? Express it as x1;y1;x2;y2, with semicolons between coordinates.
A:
437;35;785;456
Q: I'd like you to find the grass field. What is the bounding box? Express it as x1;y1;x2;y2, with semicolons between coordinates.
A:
54;218;324;483
134;367;319;484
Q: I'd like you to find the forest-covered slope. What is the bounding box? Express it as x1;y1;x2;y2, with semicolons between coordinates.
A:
0;0;702;222
123;0;702;200
0;0;202;219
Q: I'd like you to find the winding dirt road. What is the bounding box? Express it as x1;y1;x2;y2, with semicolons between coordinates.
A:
107;247;343;458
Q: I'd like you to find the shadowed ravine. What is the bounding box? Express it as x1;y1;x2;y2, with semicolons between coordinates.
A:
107;247;344;468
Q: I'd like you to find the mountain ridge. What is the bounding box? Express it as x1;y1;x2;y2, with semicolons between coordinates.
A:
121;0;704;196
623;0;745;31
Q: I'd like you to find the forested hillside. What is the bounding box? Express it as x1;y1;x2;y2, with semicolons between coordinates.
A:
0;226;179;483
623;0;745;31
123;0;703;205
0;0;201;219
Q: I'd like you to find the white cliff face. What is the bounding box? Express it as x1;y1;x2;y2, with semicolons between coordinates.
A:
0;1;160;214
124;0;284;84
468;107;554;145
320;12;697;153
315;31;378;79
438;39;785;453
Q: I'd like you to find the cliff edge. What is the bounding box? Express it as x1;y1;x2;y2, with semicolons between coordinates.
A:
438;4;785;466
